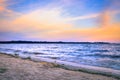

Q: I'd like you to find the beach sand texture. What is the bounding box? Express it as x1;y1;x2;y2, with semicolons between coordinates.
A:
0;53;119;80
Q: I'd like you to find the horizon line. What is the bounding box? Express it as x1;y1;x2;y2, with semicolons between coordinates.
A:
0;40;119;44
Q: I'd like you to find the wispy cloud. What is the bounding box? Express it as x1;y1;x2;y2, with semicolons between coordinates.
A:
12;8;71;32
65;14;99;21
0;0;21;18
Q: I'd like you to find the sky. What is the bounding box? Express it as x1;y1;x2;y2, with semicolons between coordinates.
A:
0;0;120;42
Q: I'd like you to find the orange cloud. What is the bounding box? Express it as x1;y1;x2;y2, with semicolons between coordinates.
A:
0;0;20;18
0;0;6;12
12;8;72;32
25;22;120;42
101;11;111;27
91;23;120;42
0;5;119;42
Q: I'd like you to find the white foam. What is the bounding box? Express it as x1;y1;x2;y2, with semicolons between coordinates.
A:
1;52;120;79
18;54;30;59
30;55;120;79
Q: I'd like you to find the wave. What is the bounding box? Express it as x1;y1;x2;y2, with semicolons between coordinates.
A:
0;52;120;79
117;50;120;52
85;54;120;58
0;48;44;55
30;56;120;79
0;47;120;71
91;50;109;53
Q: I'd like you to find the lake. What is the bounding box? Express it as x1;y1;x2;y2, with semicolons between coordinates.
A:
0;43;120;70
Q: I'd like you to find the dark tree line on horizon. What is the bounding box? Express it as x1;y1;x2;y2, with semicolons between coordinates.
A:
0;41;113;44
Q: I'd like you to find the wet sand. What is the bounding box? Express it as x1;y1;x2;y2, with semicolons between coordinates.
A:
0;53;119;80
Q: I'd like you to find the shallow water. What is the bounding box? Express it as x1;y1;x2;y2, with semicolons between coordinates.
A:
0;43;120;70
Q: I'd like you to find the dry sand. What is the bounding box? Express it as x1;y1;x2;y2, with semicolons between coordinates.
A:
0;53;119;80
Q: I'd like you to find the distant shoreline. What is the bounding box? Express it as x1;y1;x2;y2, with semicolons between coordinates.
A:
0;41;118;44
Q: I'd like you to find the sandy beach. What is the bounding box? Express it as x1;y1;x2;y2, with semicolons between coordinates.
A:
0;53;119;80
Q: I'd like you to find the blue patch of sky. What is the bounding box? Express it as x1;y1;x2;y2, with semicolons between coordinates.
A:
72;18;98;28
109;0;120;10
7;0;55;13
7;0;110;15
0;31;46;41
112;13;120;23
64;0;110;17
0;32;25;39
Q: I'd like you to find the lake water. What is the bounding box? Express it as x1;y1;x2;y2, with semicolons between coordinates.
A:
0;43;120;70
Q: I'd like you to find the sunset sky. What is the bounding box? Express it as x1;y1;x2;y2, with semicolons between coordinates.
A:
0;0;120;42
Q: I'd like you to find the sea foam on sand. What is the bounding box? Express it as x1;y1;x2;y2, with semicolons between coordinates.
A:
1;52;120;79
30;55;120;79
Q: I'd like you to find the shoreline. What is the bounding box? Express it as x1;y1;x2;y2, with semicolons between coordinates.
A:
1;52;120;79
0;53;119;80
31;55;120;79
